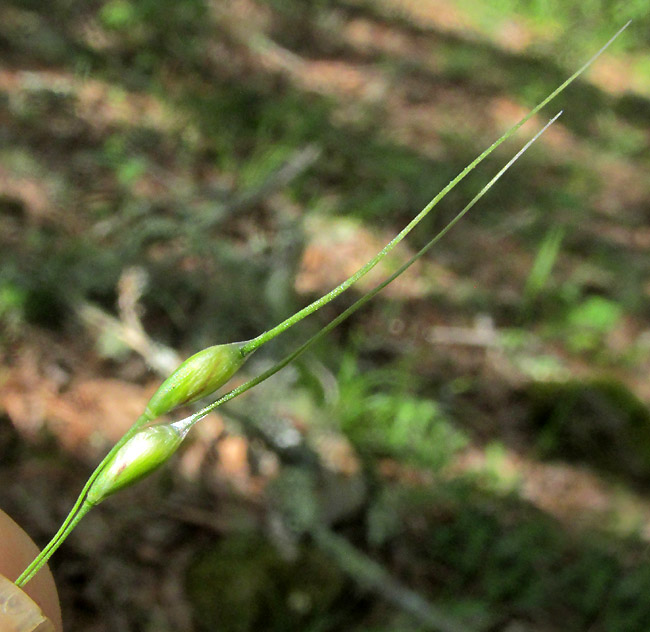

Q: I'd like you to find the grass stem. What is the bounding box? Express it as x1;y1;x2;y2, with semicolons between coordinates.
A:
188;112;562;429
238;20;629;358
14;18;629;586
14;414;151;587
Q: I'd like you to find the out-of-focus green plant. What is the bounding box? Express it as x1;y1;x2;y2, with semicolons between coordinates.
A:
524;225;565;304
99;0;137;30
565;295;623;354
335;356;468;470
0;280;27;341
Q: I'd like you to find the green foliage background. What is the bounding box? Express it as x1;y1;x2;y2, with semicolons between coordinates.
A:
1;0;650;630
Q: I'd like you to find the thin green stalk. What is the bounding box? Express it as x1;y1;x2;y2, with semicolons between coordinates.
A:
239;19;629;359
14;413;151;588
17;113;556;588
15;20;629;587
186;111;562;430
15;502;94;588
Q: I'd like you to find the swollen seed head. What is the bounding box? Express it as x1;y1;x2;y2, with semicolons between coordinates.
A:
144;342;247;419
86;424;185;505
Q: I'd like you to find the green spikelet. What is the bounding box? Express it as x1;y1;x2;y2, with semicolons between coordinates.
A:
86;421;187;505
144;342;248;419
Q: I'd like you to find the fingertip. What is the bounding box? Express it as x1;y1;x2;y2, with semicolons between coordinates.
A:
0;510;63;632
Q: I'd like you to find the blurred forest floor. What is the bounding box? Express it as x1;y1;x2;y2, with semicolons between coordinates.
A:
1;0;650;630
